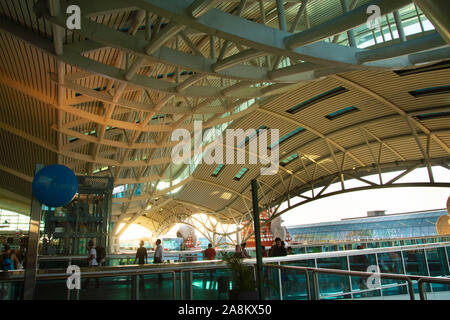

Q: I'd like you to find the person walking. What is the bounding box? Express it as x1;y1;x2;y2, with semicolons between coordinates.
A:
153;239;164;289
84;240;100;289
203;243;217;289
153;239;163;264
203;243;216;260
135;240;148;287
136;240;148;264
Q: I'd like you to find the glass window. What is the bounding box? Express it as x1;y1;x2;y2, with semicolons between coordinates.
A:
374;250;409;296
316;257;350;299
349;253;379;297
280;259;314;300
0;209;38;232
377;251;404;274
426;247;450;277
404;249;428;276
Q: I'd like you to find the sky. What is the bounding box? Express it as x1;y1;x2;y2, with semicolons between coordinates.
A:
280;166;450;227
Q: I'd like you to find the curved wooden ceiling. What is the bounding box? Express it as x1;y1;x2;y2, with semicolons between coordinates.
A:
0;0;448;237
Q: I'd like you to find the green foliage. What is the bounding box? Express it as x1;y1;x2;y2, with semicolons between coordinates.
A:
220;251;256;292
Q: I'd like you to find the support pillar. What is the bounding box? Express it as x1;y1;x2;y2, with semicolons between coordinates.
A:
251;179;263;300
236;226;241;245
23;164;44;300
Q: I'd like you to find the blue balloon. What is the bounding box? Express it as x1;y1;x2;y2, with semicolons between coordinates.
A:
32;164;78;207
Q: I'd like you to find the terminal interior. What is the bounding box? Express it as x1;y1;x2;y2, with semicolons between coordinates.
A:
0;0;449;300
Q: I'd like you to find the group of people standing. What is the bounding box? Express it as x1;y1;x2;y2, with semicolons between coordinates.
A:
201;237;292;260
134;239;164;265
84;239;164;289
234;237;291;258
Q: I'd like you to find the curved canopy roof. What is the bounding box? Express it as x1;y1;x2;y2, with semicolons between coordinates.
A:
0;0;449;238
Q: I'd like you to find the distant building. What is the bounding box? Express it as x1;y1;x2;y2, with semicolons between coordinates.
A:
287;209;447;244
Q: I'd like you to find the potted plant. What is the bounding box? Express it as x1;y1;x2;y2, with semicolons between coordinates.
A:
220;251;259;300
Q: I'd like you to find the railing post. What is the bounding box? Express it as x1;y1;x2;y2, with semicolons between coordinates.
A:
66;286;71;300
188;271;193;299
251;179;264;300
346;255;353;299
418;279;427;300
375;253;383;297
179;271;183;300
405;277;415;300
304;270;311;300
277;262;283;300
23;164;44;300
172;272;177;300
423;248;433;294
312;271;320;300
135;274;139;300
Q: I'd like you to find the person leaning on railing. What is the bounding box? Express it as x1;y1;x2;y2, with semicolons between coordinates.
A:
233;244;246;258
203;243;216;260
269;238;287;257
240;242;251;258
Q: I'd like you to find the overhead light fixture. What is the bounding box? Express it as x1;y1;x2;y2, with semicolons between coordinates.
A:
220;192;232;200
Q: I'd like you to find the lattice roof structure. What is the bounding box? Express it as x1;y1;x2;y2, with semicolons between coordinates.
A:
0;0;449;242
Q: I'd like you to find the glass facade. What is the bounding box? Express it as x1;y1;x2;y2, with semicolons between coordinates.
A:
349;3;436;48
264;242;450;300
287;210;446;244
0;208;43;232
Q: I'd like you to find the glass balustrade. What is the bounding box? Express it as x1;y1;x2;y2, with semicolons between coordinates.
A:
1;242;449;300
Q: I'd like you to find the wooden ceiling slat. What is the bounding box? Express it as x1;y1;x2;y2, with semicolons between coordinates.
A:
0;1;448;230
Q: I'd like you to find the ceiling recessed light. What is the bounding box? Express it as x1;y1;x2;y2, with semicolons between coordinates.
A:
220;192;232;200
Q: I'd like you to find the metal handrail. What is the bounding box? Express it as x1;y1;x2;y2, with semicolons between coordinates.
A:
36;241;450;262
0;260;228;281
2;259;449;300
417;277;450;300
0;261;232;300
261;264;450;300
250;242;450;264
261;264;312;300
66;270;178;300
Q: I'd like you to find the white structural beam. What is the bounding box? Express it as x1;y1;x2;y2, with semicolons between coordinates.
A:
356;32;446;63
289;0;309;33
127;0;365;66
212;48;267;72
284;0;412;48
125;22;186;81
28;2;449;90
414;0;450;45
34;5;279;83
188;0;221;18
